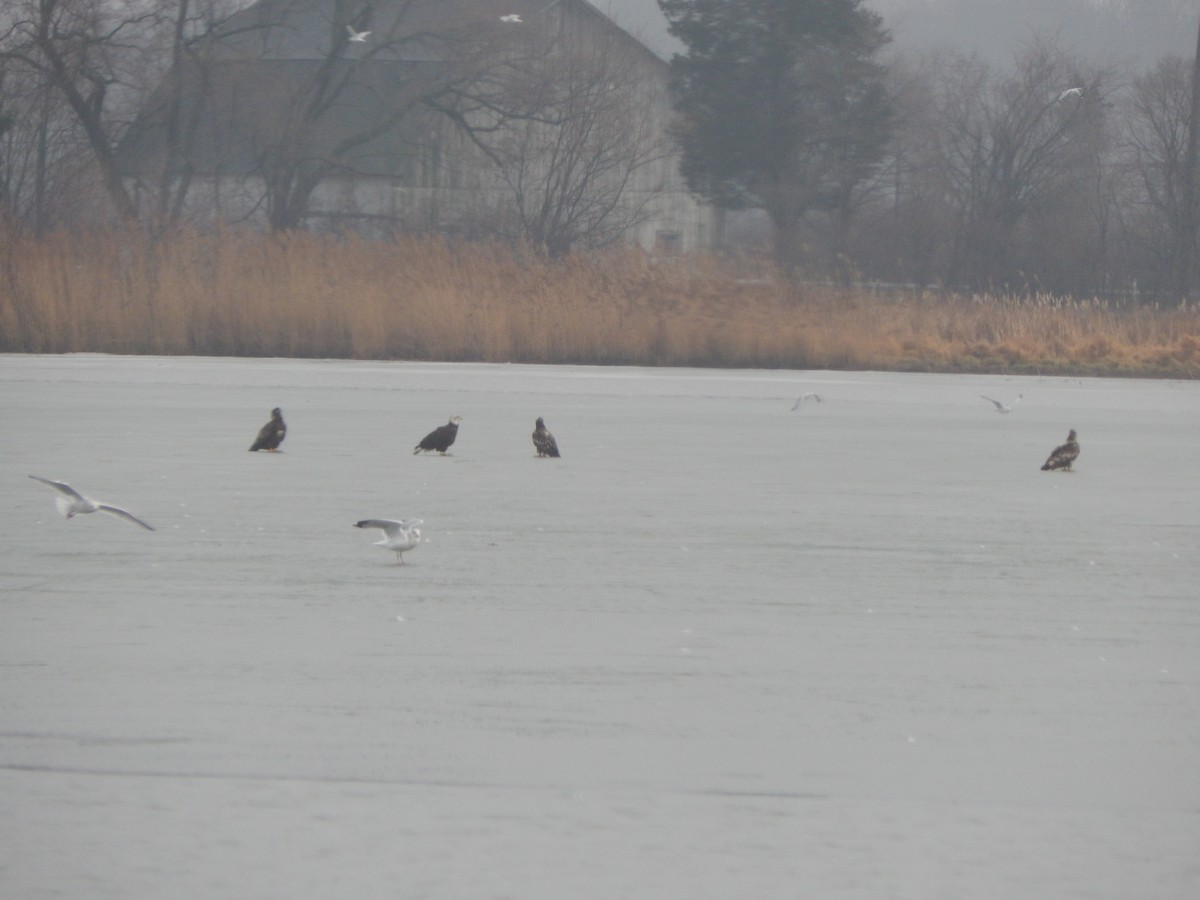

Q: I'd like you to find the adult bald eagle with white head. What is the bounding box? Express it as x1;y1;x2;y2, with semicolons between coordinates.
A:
249;407;286;452
414;416;462;455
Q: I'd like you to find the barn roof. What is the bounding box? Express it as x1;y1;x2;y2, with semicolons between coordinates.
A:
204;0;661;64
117;0;666;179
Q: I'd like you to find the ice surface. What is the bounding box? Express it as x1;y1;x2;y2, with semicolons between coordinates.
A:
2;354;1198;898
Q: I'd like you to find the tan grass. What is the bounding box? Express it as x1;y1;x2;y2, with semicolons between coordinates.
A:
0;226;1196;377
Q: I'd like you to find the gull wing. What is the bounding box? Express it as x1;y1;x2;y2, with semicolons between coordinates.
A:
97;504;155;531
355;519;404;537
29;475;85;500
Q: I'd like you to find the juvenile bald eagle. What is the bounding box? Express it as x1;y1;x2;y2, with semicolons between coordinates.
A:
249;407;286;452
532;417;560;457
1041;429;1080;471
414;416;461;454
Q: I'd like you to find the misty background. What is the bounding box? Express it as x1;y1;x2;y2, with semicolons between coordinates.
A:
5;0;1199;298
601;0;1196;65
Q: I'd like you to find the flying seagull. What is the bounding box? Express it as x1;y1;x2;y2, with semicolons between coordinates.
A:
532;417;561;457
790;392;823;411
346;25;371;42
981;393;1022;413
1041;429;1080;471
1057;88;1083;102
355;518;422;564
29;475;155;530
249;407;286;452
414;415;461;455
500;14;522;23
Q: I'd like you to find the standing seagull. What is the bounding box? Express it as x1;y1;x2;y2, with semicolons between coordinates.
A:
790;393;823;411
1041;429;1080;471
354;518;422;564
532;417;561;457
414;416;461;455
29;476;155;530
346;25;371;41
981;393;1022;413
249;407;286;452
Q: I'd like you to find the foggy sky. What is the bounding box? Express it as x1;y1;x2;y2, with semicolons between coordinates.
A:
594;0;964;59
596;0;1195;66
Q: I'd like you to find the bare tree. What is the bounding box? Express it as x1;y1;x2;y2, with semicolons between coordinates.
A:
447;26;673;257
99;0;259;233
1177;15;1200;299
0;0;161;223
929;41;1116;290
0;62;98;230
167;0;536;232
869;54;960;286
1126;53;1200;297
244;0;431;231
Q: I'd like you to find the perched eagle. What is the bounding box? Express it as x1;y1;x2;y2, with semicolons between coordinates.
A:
414;416;461;455
1041;429;1080;471
249;407;286;452
532;417;560;458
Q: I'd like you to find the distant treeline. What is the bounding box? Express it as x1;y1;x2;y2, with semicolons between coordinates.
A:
721;33;1200;301
1;1;1197;302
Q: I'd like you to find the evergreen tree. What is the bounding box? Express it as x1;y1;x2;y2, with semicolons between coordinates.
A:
659;0;892;271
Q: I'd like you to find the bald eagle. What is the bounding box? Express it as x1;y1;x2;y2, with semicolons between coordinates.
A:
532;417;560;457
249;407;286;452
414;416;461;454
1041;429;1079;471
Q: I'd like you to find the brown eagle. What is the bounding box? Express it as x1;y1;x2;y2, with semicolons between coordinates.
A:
249;407;286;452
532;417;561;458
414;416;461;455
1041;429;1079;471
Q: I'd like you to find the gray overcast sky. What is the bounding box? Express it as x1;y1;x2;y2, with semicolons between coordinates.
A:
594;0;1195;66
592;0;967;59
600;0;916;56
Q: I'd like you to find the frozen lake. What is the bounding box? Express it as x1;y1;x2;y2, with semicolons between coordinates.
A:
2;354;1198;898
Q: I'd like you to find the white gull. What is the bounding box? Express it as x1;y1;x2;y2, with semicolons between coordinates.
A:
981;394;1022;413
30;475;155;530
355;518;423;564
790;393;823;411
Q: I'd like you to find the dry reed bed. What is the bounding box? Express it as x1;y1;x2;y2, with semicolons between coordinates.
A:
1;227;1197;376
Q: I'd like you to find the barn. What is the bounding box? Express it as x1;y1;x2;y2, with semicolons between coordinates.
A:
116;0;717;254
